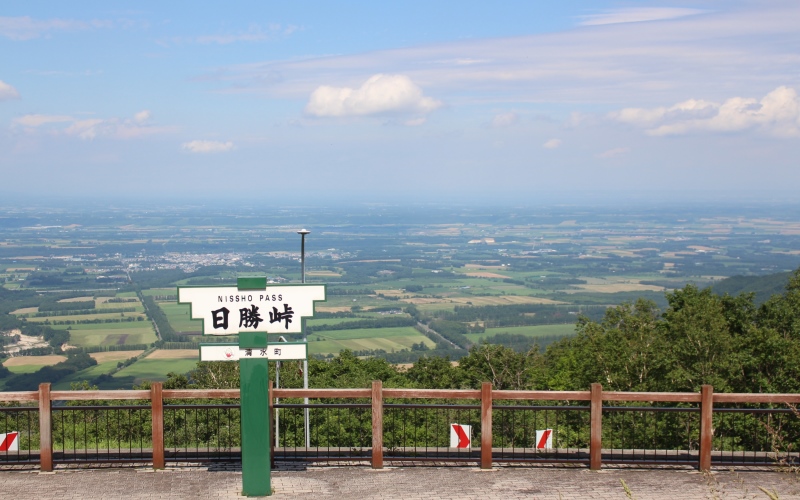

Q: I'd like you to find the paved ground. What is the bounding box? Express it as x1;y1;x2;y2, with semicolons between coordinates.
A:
3;463;799;499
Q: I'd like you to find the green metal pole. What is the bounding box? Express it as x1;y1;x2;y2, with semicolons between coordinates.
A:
240;331;271;496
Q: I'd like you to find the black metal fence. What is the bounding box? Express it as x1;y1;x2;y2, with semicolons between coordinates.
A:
2;385;800;470
713;404;800;467
0;405;38;465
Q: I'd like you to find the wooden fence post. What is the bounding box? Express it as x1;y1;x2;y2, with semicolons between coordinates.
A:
38;383;52;472
481;381;493;469
590;383;602;470
372;380;383;469
151;382;164;470
699;384;713;471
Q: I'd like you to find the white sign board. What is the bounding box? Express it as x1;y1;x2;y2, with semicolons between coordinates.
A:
449;423;471;449
200;343;307;361
178;284;326;335
535;429;553;449
0;431;19;452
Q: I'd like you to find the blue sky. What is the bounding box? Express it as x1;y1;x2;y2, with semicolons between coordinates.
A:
2;1;799;204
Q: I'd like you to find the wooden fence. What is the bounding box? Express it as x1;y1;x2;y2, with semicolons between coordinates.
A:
2;382;799;471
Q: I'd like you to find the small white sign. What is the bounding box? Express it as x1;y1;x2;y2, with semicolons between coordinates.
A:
0;431;19;452
199;343;307;361
179;284;326;335
535;429;553;449
449;424;471;449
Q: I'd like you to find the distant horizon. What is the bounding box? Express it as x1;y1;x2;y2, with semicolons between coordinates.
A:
2;2;799;202
1;188;800;213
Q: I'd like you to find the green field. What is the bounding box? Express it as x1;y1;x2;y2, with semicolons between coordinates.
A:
140;288;175;297
158;302;200;332
112;358;198;385
53;321;151;331
52;360;126;390
4;363;47;375
308;326;435;355
465;324;577;344
67;327;157;347
24;311;148;322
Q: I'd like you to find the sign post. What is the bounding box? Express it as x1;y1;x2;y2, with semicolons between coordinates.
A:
178;277;325;497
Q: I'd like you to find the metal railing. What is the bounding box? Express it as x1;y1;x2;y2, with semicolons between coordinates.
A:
2;382;799;470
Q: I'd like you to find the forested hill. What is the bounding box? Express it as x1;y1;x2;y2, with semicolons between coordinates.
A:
711;270;793;305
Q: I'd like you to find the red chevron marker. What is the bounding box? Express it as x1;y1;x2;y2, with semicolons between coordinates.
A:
0;432;19;452
451;424;470;448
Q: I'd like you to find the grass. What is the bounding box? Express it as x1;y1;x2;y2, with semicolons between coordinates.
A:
54;321;151;331
465;324;577;343
5;363;51;375
158;301;201;332
112;357;198;385
308;326;435;355
140;288;175;297
67;327;157;347
24;312;148;322
52;360;128;390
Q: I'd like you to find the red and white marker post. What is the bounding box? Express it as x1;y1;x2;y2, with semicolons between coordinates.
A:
450;424;471;448
0;432;19;452
535;429;553;449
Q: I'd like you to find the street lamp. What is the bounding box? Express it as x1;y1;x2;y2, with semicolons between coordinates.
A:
297;229;310;284
297;229;311;449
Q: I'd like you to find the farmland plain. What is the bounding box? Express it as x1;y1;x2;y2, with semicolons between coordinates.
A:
2;202;800;389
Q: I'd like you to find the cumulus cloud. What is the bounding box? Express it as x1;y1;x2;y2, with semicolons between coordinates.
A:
578;8;707;26
0;16;111;41
0;80;20;100
181;140;235;153
492;112;518;128
305;74;441;119
611;86;800;137
13;110;175;139
210;3;800;115
134;110;151;123
543;139;562;149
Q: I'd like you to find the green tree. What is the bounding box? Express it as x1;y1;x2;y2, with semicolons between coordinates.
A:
457;342;543;390
404;356;463;389
659;285;744;392
575;298;662;392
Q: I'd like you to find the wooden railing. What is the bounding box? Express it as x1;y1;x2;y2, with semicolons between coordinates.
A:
2;382;799;471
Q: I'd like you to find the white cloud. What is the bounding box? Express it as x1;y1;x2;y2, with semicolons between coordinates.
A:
0;16;110;41
134;110;151;123
164;23;298;46
305;74;442;118
492;112;518;128
611;86;800;137
198;26;296;44
13;114;73;127
13;111;175;139
578;8;707;26
0;80;20;100
64;119;106;140
597;147;630;159
543;139;562;149
181;140;235;153
213;3;800;112
404;117;427;126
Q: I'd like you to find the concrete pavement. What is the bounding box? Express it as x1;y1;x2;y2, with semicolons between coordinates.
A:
2;462;799;499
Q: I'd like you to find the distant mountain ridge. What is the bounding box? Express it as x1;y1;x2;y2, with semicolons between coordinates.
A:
711;271;793;305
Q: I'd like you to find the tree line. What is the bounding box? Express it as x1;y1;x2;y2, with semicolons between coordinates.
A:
158;268;800;395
